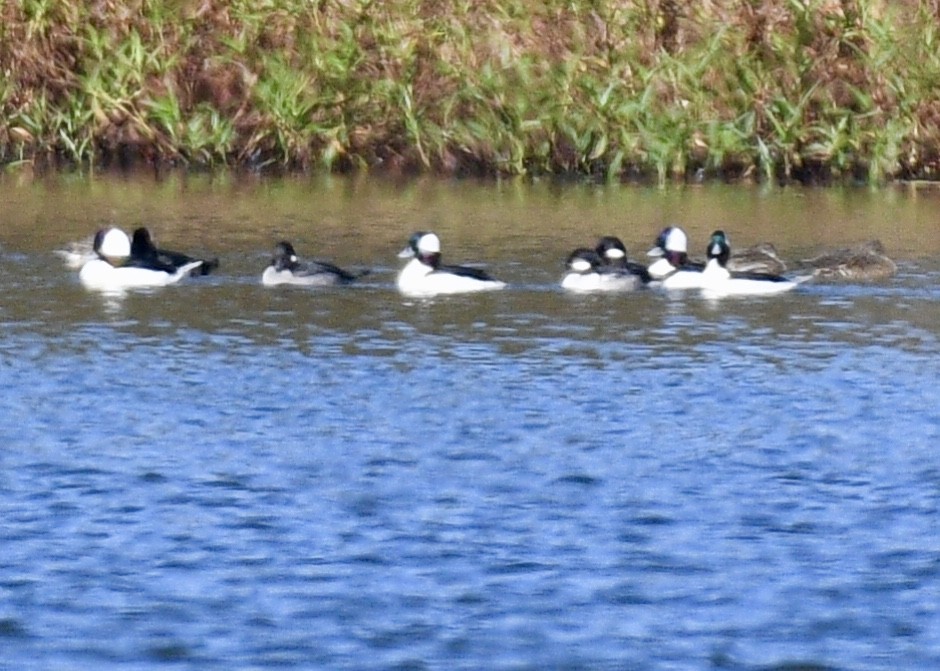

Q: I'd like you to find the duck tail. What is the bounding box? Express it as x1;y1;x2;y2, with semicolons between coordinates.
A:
198;257;221;275
174;260;204;279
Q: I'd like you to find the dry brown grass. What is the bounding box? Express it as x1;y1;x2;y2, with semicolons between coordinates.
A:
1;0;939;182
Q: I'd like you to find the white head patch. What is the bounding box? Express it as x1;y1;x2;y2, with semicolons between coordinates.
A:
98;228;131;260
417;233;441;254
570;257;593;272
665;227;688;253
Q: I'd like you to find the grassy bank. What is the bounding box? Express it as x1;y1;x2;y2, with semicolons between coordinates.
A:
2;0;940;183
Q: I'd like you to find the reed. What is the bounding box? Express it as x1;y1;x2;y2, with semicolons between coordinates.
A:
1;0;939;183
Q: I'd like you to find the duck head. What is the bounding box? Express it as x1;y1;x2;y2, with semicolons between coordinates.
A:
648;226;689;267
399;231;441;269
272;241;301;272
93;227;131;267
566;248;602;274
595;236;628;268
707;230;732;268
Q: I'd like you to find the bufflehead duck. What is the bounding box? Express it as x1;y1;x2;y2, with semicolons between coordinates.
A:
646;226;706;289
701;230;809;296
562;248;644;292
799;239;897;281
131;227;219;276
262;240;366;287
396;231;506;297
594;236;652;284
79;227;203;290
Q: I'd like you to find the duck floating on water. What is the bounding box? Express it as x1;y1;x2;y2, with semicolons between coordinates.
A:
57;227;219;275
799;239;897;281
561;236;650;292
397;231;506;297
594;236;652;284
701;230;811;297
79;227;203;290
561;247;643;292
262;240;367;287
58;225;899;295
646;226;707;289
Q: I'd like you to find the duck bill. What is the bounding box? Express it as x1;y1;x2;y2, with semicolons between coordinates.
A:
397;246;415;259
647;246;665;257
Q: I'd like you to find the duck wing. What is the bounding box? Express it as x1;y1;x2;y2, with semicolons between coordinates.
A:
156;248;219;275
302;260;369;283
597;262;652;284
437;263;497;282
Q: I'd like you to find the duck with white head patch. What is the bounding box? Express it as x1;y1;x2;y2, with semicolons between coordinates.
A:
562;239;648;292
594;236;652;285
396;231;506;297
262;240;367;287
646;226;706;289
79;227;203;290
561;249;614;292
701;230;810;296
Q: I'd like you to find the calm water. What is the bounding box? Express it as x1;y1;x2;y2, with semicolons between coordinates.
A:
1;174;939;670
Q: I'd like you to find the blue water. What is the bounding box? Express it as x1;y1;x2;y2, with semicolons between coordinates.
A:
2;266;939;670
1;178;940;670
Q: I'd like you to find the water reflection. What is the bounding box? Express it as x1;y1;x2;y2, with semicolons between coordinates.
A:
5;173;940;258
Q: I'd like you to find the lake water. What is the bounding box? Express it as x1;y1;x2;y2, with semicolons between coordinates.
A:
1;173;939;670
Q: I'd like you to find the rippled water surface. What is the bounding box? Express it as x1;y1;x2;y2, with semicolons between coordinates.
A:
1;175;939;670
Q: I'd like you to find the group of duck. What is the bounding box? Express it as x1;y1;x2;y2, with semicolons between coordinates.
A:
61;225;897;298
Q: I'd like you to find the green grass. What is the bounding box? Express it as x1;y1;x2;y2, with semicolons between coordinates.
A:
2;0;940;183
